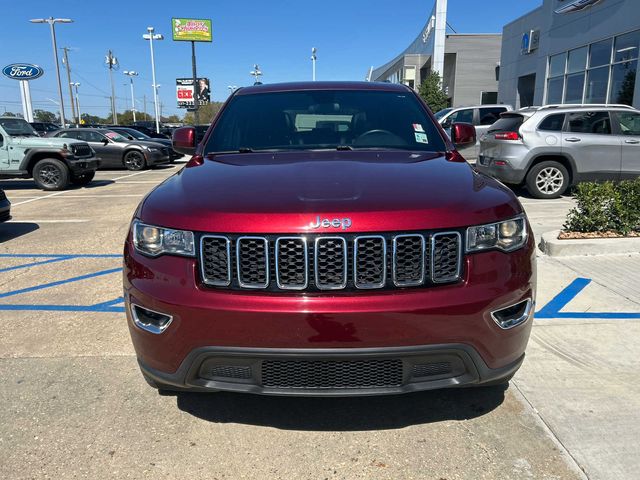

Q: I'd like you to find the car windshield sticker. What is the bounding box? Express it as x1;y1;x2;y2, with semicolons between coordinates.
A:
105;132;118;139
415;132;429;144
412;123;425;132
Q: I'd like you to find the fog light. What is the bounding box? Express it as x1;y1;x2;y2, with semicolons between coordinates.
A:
491;299;533;329
130;304;173;334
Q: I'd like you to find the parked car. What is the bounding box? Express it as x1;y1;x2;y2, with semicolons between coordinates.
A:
124;81;535;396
435;104;513;161
0;117;98;190
477;104;640;198
49;128;170;170
0;188;10;222
107;127;182;161
29;122;61;136
126;124;169;139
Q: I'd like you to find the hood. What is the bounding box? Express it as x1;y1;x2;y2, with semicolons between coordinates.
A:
140;150;522;233
13;136;83;148
144;138;171;146
129;140;168;149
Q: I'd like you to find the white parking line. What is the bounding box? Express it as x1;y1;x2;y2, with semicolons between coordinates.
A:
7;219;90;223
41;194;144;198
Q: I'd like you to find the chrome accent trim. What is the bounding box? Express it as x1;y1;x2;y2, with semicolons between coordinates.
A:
431;231;462;283
491;298;534;330
200;235;231;287
130;303;173;335
236;236;269;289
392;234;426;287
314;236;348;290
275;237;309;290
353;235;387;289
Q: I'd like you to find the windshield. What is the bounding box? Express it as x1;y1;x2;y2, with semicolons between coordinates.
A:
205;90;446;154
433;108;452;120
0;118;38;136
120;128;149;140
103;130;130;143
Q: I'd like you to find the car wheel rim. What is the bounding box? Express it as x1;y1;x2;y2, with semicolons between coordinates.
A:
536;167;564;194
126;153;143;169
39;165;61;186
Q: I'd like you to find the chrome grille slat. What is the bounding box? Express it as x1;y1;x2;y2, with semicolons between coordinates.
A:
200;235;231;286
314;237;348;290
275;237;308;290
431;232;462;283
199;232;462;291
236;237;269;288
393;234;426;286
353;236;386;289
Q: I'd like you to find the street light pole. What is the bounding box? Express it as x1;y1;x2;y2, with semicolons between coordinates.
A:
30;17;73;126
70;82;81;124
123;71;139;123
311;47;317;81
105;50;118;124
143;26;164;133
250;64;263;85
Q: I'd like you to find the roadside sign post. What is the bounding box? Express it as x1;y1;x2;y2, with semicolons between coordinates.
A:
172;18;212;124
2;63;44;122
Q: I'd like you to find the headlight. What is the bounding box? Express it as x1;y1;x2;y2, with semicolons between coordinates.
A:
466;216;527;252
145;146;159;152
132;220;195;257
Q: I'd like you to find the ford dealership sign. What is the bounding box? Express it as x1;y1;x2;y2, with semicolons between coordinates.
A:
2;63;44;81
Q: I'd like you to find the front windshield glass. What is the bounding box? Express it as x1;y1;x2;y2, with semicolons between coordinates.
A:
205;90;446;154
434;108;452;120
122;128;149;140
103;130;130;143
0;118;38;136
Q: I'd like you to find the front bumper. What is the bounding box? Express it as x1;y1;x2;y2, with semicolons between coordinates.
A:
123;234;536;395
145;150;170;166
0;196;11;223
67;156;100;175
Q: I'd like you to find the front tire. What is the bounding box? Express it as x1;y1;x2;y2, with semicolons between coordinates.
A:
71;171;95;186
33;158;70;191
525;161;569;199
123;151;146;171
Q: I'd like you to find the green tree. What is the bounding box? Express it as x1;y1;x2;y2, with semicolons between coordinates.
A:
34;109;58;123
418;71;449;113
162;114;181;124
81;113;107;125
183;102;224;125
2;111;17;117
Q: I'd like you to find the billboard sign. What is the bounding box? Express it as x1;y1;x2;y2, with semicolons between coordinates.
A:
2;63;44;81
176;78;210;108
172;18;212;42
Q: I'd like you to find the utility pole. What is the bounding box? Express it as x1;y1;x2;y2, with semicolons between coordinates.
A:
143;94;147;121
123;71;138;122
105;50;119;124
143;26;164;133
191;41;200;125
70;82;81;124
311;47;317;81
61;47;77;125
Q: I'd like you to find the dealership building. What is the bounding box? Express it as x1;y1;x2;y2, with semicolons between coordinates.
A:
498;0;640;108
370;0;503;107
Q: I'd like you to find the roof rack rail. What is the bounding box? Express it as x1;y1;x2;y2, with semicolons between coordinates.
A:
536;103;635;110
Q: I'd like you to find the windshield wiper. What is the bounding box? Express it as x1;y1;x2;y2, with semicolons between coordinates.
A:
238;147;254;153
336;145;353;151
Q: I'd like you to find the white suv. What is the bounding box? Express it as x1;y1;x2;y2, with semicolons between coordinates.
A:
477;104;640;199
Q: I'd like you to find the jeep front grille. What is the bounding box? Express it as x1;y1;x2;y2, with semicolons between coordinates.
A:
71;143;92;157
200;231;463;292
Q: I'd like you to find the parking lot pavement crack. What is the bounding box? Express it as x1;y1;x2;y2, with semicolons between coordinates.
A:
547;256;640;309
512;381;590;480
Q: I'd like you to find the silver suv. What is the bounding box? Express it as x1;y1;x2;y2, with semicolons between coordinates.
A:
435;104;513;161
477;104;640;199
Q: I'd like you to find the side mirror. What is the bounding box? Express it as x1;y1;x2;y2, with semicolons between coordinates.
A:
102;138;109;145
172;126;197;155
441;118;451;129
450;122;476;147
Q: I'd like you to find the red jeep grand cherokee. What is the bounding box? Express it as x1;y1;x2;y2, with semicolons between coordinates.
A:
123;82;535;396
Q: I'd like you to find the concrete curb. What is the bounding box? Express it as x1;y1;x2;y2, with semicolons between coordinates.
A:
539;230;640;257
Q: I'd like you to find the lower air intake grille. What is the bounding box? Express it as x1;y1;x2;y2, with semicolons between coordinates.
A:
412;362;453;378
261;359;403;389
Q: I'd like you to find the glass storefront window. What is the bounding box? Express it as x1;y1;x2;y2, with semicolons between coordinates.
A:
589;39;612;68
614;30;640;63
567;46;588;73
549;53;566;77
564;72;585;103
585;66;609;103
610;60;637;105
547;77;564;104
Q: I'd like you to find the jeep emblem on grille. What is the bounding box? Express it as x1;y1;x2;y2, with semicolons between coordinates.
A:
310;216;352;230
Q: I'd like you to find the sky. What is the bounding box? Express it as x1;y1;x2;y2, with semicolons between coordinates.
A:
0;0;542;120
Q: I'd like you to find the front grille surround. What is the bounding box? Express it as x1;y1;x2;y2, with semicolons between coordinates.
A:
199;231;463;292
71;142;93;157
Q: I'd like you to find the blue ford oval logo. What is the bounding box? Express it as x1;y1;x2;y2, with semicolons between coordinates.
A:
2;63;44;81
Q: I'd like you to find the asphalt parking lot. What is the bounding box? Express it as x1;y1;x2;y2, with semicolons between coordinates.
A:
1;162;639;480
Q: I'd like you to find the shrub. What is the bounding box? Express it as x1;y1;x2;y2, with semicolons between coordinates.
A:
563;179;640;235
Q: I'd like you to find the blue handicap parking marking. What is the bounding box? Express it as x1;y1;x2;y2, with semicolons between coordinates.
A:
0;254;125;313
536;277;640;320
